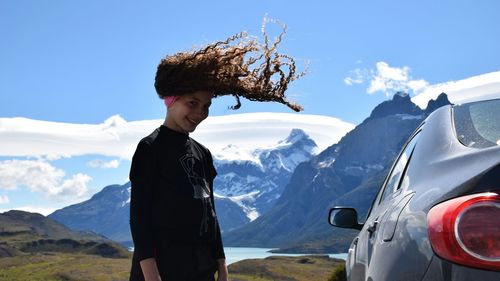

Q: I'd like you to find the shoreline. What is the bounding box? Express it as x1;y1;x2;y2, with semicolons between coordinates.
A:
127;246;348;265
223;247;348;265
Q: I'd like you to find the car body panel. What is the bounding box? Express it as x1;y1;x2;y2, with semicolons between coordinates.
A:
422;255;500;281
381;193;413;242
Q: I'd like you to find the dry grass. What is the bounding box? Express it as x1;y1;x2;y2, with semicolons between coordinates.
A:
0;252;345;281
0;253;131;281
228;255;345;281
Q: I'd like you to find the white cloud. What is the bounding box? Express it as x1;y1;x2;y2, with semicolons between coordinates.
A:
41;153;71;161
411;71;500;108
344;69;366;85
345;61;428;95
88;159;120;169
366;62;429;95
0;195;9;204
0;159;91;200
58;173;91;198
345;62;500;107
193;113;354;155
0;113;355;160
406;79;429;93
376;61;409;81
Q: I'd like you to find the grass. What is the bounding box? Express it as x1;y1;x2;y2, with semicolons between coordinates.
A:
0;232;40;247
228;255;345;281
0;247;345;281
0;253;131;281
327;263;346;281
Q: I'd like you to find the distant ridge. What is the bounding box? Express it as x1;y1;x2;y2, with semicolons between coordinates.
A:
0;210;129;258
0;210;104;240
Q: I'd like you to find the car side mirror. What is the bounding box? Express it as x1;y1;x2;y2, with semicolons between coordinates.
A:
328;207;363;230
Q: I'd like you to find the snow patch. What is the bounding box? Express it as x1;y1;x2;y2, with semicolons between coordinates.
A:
395;114;424;120
121;187;131;207
217;191;261;221
318;158;335;168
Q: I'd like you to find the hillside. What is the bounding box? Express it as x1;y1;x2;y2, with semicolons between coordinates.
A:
0;210;106;242
228;255;345;281
0;210;132;280
0;210;130;259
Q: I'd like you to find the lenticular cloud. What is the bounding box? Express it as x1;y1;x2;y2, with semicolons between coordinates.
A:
0;113;354;160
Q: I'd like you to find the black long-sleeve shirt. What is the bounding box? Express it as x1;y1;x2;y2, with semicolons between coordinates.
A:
129;125;225;264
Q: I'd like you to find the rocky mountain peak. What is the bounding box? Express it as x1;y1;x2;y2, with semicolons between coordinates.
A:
259;129;317;171
282;129;314;145
424;92;452;114
369;91;422;119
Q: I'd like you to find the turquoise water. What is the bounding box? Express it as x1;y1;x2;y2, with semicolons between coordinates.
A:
128;247;347;265
224;247;347;265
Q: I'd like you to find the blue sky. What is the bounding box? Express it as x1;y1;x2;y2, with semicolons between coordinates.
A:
2;0;500;123
1;0;500;214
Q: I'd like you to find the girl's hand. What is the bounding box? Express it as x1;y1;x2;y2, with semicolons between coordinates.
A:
140;258;162;281
217;258;229;281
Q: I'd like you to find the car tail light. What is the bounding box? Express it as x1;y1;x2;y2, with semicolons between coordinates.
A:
427;192;500;271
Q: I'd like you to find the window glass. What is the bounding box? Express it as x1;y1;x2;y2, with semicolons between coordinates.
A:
454;99;500;148
380;132;419;202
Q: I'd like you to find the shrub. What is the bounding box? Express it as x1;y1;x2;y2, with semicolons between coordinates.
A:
328;263;346;281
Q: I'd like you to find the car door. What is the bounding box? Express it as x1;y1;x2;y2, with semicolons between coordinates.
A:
349;130;420;281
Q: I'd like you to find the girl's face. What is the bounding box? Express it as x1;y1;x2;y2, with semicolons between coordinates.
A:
165;90;213;134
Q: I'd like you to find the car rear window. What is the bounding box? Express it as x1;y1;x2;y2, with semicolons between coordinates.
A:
453;98;500;148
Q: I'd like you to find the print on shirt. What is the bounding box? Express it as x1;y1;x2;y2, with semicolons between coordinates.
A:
179;153;210;199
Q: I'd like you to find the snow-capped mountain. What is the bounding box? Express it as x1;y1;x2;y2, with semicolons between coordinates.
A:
49;128;319;245
213;129;318;231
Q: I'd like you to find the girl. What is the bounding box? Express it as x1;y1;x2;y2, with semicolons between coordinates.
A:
129;22;304;281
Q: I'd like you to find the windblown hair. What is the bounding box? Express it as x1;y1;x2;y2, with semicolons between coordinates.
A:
154;19;305;112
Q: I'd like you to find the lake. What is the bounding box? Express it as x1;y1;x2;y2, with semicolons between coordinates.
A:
224;247;347;265
128;247;347;265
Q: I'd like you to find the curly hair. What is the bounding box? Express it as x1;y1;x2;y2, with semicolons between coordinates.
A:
154;19;306;112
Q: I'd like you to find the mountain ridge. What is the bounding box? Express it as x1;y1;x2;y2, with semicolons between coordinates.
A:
49;128;319;244
223;93;451;252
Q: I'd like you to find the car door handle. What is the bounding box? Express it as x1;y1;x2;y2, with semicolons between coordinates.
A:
367;220;378;233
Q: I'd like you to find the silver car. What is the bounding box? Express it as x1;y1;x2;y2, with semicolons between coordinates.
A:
329;98;500;280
